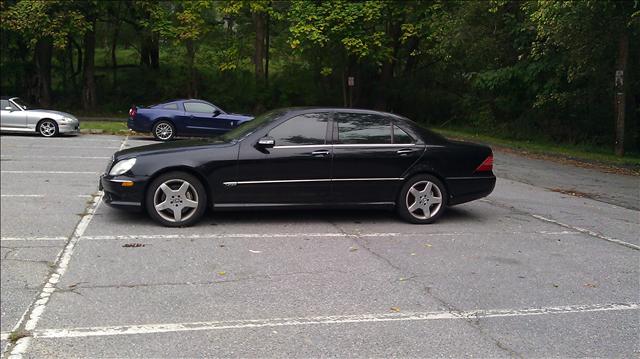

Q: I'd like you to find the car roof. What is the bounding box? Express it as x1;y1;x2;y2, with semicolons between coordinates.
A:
273;107;406;120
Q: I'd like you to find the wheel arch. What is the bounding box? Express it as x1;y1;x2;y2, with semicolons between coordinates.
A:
143;166;212;209
400;169;451;203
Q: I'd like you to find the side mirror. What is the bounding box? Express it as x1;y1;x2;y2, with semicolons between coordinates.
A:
256;136;275;148
3;107;12;111
212;109;221;117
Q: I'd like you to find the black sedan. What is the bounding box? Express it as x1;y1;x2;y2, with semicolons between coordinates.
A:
101;108;495;227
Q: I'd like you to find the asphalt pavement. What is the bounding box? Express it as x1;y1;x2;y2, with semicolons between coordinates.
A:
1;133;638;358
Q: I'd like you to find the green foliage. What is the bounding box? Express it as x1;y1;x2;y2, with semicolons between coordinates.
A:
0;0;638;153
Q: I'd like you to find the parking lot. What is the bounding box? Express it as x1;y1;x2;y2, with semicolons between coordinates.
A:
1;133;638;357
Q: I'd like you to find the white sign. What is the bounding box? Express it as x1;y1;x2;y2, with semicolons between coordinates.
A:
348;76;355;87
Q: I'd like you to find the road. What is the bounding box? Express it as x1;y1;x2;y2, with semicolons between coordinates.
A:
1;134;638;357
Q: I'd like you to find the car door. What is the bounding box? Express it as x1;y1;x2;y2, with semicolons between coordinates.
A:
330;112;423;204
0;99;26;129
231;112;332;205
183;102;227;135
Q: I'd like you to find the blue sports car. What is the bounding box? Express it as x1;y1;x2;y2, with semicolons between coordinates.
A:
128;99;253;141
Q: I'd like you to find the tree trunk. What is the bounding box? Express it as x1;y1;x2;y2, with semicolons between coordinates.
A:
150;32;160;69
252;11;266;81
614;30;629;156
82;20;97;110
33;39;52;107
186;40;197;98
265;11;270;86
111;21;119;89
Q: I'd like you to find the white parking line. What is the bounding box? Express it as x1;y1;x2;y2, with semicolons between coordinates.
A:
1;171;99;174
6;136;129;358
0;230;580;242
1;194;92;198
28;302;638;339
1;155;110;160
532;214;640;250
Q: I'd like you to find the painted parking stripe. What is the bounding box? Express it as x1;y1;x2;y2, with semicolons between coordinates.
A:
5;137;129;359
0;230;579;242
532;214;640;250
29;303;639;339
1;171;99;174
1;194;93;198
1;155;110;160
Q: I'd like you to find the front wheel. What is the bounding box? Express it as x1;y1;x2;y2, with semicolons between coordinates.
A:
145;172;207;227
38;120;58;137
152;120;175;141
397;174;447;224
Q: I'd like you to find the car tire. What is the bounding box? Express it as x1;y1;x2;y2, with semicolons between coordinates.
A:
145;171;207;227
38;119;58;137
152;120;175;141
397;174;447;224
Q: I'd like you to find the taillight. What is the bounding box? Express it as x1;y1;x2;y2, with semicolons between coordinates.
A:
129;106;137;118
475;154;493;172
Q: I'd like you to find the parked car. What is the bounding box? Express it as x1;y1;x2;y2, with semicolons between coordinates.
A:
0;96;80;137
101;107;496;227
128;99;253;141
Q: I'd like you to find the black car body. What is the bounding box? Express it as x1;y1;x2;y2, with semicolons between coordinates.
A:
101;107;495;226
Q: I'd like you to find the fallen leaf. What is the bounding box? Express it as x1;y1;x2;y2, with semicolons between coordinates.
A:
424;244;432;248
217;271;226;276
584;283;598;288
552;283;559;288
349;247;358;252
249;250;262;254
390;307;400;312
122;243;145;248
410;252;416;256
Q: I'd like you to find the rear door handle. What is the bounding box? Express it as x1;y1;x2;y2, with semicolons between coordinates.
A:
396;148;416;156
311;149;330;157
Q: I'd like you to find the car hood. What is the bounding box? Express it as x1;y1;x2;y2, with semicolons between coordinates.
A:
115;139;236;161
28;109;77;120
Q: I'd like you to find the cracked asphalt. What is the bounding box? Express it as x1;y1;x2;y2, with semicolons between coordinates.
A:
1;133;638;358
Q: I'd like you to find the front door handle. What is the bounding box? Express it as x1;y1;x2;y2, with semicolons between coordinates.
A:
396;148;416;156
311;149;330;157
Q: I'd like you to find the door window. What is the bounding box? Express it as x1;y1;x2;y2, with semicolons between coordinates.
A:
393;125;414;144
269;113;329;146
184;102;216;113
1;100;9;110
335;113;391;144
163;103;179;110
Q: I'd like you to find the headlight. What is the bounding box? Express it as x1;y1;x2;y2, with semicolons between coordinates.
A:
109;158;136;176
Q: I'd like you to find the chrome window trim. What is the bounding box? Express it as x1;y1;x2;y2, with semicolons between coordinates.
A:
223;177;404;186
272;143;417;149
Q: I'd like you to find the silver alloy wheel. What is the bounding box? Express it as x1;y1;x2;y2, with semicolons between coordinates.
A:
155;122;173;140
405;180;443;220
39;121;56;137
153;179;199;222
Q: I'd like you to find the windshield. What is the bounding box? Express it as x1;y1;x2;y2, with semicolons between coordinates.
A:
215;109;286;143
11;98;29;110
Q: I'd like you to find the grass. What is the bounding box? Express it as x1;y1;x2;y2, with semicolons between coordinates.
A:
433;127;640;171
80;120;128;134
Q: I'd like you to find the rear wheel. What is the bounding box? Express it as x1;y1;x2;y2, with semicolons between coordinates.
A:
152;120;175;141
397;174;447;224
38;119;58;137
145;172;207;227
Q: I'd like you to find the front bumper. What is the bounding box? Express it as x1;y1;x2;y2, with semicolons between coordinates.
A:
100;174;148;211
59;122;80;134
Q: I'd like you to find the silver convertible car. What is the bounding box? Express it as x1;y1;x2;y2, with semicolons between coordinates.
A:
0;97;80;137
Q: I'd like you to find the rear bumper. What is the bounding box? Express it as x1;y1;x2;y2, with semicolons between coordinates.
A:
127;117;152;133
446;175;496;206
100;174;147;211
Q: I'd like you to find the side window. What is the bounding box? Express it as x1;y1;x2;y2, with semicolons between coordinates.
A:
184;102;215;113
336;113;391;144
269;113;329;146
163;103;179;110
393;125;414;144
